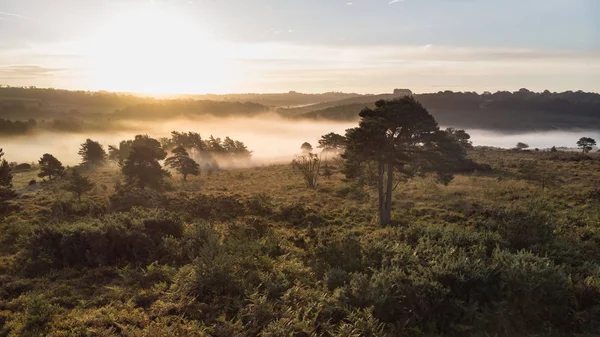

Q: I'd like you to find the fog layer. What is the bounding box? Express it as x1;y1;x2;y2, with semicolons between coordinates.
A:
1;116;598;165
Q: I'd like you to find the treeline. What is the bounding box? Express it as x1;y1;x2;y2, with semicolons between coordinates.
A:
297;89;600;131
0;117;105;136
182;91;361;107
0;86;153;108
0;86;360;109
108;131;252;170
0;130;253;207
113;100;269;120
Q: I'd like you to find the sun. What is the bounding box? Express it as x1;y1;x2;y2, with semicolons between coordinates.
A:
85;2;237;94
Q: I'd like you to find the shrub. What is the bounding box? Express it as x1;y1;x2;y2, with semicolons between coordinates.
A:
325;267;350;290
244;193;275;216
19;208;183;274
109;181;167;211
182;193;245;221
313;232;363;274
292;153;321;188
488;201;555;250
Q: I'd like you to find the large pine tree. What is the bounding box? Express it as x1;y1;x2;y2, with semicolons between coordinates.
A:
343;96;467;226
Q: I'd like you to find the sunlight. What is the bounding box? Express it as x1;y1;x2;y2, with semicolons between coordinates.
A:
86;2;238;94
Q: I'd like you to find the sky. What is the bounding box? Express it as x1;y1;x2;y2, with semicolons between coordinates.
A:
0;0;599;94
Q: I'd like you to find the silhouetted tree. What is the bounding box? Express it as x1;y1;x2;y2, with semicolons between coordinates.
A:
38;154;65;180
170;131;205;152
343;97;465;226
63;168;94;201
445;128;473;151
301;142;313;154
0;149;16;206
165;146;200;181
222;137;252;161
550;146;558;152
515;142;530;151
121;135;169;189
107;145;120;164
78;139;107;167
577;137;596;153
318;132;346;153
0;149;12;189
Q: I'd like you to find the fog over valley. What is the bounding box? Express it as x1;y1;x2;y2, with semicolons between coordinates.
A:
1;114;598;166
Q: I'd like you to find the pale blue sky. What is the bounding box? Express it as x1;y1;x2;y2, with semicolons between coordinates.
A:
0;0;598;93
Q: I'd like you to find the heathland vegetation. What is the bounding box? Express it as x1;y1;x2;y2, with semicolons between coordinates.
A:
0;95;599;336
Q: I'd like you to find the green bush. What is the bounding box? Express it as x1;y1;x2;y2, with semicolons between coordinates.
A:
178;193;245;221
109;182;167;212
19;208;184;274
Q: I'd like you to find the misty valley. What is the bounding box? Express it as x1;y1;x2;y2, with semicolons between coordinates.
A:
1;0;598;334
0;86;599;337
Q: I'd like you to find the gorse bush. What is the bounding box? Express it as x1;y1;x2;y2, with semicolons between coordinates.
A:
18;208;184;274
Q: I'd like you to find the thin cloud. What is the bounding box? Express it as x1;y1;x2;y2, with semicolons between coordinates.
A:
389;0;404;4
0;65;64;79
0;11;28;19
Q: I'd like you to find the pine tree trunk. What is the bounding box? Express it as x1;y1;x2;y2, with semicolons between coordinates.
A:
377;161;394;227
383;162;394;226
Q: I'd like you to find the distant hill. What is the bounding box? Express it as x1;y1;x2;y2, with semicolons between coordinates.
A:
293;89;600;131
1;86;599;133
113;100;270;120
277;93;404;116
158;91;362;108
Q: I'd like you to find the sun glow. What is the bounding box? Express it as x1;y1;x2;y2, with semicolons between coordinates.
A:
85;2;238;94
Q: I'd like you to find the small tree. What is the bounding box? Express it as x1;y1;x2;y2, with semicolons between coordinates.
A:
121;135;169;189
165;146;200;181
38;154;65;180
445;128;473;151
515;142;530;151
78;139;107;167
292;153;321;188
107;145;121;164
0;149;16;206
318;133;347;154
550;146;558;153
300;142;313;155
577;137;597;153
0;149;13;189
63;169;94;201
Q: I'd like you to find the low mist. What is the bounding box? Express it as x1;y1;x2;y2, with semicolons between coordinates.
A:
1;115;598;166
0;115;357;166
466;129;600;150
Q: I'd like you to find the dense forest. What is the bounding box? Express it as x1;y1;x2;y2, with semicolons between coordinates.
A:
1;86;599;136
0;96;599;336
